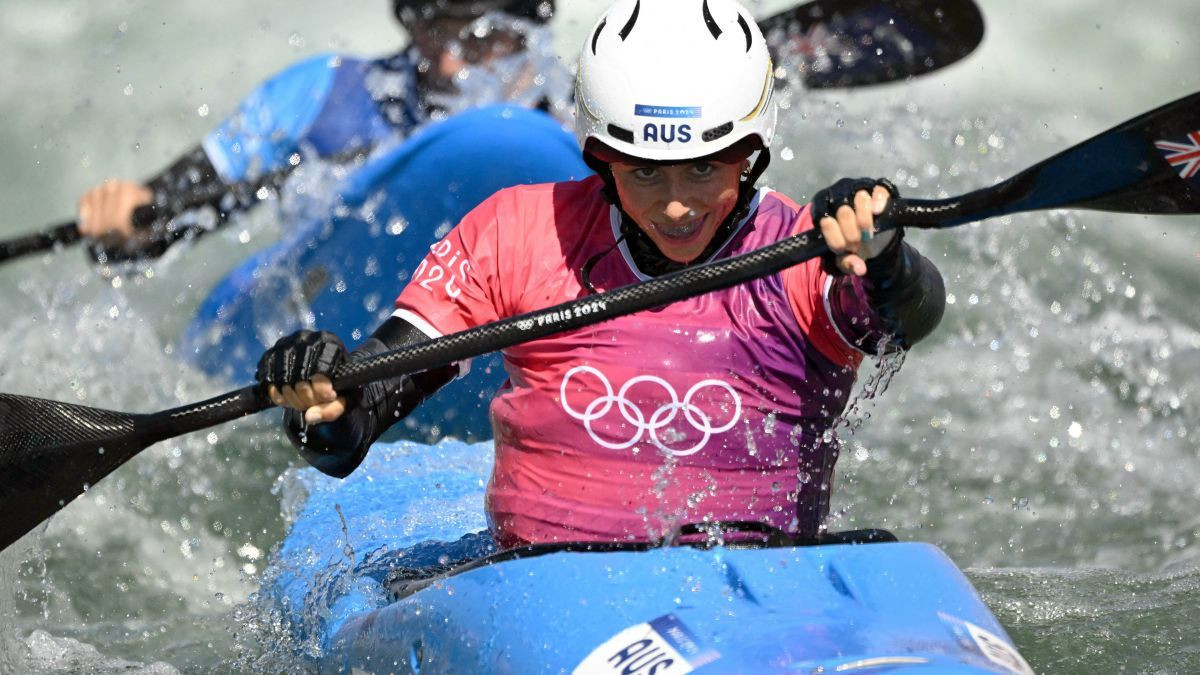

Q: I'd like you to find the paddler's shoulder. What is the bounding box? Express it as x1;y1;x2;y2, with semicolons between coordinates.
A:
756;187;806;214
749;187;812;230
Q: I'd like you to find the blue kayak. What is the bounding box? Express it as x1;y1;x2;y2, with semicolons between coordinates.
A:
329;542;1031;674
266;441;1033;674
177;106;591;441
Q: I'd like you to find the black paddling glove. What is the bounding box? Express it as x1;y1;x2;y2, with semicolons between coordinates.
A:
256;329;347;387
810;177;892;222
811;177;899;278
266;319;458;478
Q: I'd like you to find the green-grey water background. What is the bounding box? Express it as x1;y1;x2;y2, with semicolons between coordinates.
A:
0;0;1198;671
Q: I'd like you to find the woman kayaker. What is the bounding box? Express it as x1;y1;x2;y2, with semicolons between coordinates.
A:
256;0;946;548
75;0;564;261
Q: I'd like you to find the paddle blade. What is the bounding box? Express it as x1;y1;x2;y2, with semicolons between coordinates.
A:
1038;91;1200;215
897;91;1200;228
761;0;984;89
0;385;271;551
0;394;145;550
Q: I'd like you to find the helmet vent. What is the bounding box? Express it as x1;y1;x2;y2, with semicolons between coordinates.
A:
591;18;607;54
701;122;733;142
736;13;752;51
618;0;640;41
606;124;636;144
702;0;722;40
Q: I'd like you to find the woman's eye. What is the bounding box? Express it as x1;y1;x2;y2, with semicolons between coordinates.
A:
691;162;714;176
632;167;657;180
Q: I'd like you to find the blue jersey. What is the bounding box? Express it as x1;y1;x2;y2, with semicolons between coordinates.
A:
201;50;424;182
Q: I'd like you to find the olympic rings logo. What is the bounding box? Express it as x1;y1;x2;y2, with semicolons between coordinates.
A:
559;366;742;456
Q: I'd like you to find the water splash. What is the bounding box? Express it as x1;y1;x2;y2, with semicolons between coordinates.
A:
230;440;492;669
422;14;572;126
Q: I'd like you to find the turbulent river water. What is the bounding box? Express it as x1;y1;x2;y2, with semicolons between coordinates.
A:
0;0;1198;672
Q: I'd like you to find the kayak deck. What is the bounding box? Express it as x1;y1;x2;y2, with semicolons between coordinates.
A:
323;540;1031;674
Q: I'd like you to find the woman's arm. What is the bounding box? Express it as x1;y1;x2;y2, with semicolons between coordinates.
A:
809;177;947;354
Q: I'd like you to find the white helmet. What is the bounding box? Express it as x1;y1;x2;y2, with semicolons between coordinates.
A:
575;0;776;163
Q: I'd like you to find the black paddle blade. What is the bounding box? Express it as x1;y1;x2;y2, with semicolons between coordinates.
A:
1036;91;1200;215
0;385;271;551
0;394;144;550
761;0;984;89
897;91;1200;228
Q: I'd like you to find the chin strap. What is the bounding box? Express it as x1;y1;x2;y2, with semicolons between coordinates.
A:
582;151;622;205
736;147;772;220
582;147;773;280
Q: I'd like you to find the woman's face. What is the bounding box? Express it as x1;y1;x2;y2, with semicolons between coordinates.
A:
610;159;746;264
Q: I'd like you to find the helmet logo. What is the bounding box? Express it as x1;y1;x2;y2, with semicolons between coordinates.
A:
633;104;703;118
634;104;701;145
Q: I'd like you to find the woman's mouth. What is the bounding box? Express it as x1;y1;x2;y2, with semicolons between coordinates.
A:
652;215;707;241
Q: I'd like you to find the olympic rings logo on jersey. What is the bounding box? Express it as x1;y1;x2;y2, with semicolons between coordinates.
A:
559;366;742;456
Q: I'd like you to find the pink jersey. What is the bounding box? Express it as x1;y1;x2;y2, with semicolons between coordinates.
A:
395;175;885;546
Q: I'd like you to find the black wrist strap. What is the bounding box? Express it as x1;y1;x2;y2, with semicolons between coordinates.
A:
861;239;946;349
89;146;231;263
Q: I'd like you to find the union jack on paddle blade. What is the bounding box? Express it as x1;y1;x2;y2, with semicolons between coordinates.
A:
1154;130;1200;187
